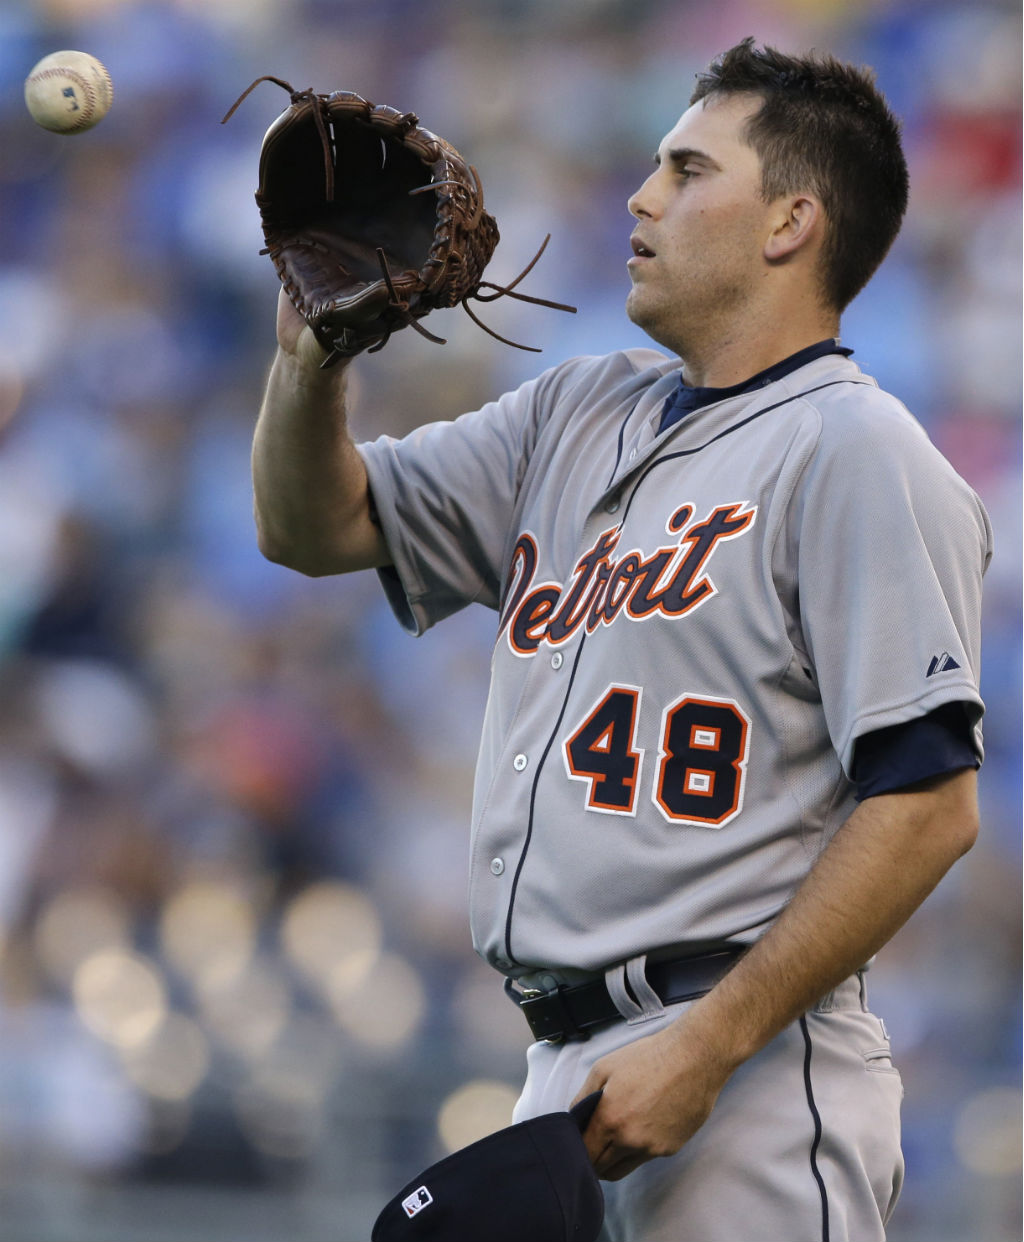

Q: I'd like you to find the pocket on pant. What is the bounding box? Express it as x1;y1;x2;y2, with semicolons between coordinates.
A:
862;1045;901;1076
861;1016;902;1080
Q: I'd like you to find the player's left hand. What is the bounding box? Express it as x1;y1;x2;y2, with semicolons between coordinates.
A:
570;1014;734;1181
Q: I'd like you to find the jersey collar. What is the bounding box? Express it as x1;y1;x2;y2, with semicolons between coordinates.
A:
659;338;854;434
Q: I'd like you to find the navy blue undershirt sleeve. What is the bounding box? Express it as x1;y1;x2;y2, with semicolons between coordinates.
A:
851;702;978;800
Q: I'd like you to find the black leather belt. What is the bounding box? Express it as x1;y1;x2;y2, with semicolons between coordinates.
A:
504;947;745;1043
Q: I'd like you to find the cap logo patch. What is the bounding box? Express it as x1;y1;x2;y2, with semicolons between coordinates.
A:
402;1187;433;1218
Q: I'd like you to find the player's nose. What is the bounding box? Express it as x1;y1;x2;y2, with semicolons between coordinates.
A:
627;172;659;220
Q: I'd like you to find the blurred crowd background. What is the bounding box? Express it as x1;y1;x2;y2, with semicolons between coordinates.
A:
0;0;1019;1240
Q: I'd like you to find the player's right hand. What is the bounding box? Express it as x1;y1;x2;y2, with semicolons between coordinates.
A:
275;288;334;372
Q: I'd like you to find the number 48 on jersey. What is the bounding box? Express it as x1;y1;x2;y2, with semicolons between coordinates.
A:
563;686;750;827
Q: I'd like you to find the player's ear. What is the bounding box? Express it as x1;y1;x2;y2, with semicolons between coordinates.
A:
764;194;822;262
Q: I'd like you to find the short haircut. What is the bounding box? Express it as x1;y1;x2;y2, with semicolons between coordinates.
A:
691;38;909;312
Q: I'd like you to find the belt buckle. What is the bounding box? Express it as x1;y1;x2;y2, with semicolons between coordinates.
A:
523;986;566;1047
529;984;590;1044
504;976;591;1044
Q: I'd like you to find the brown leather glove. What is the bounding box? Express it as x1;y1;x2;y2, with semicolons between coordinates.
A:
225;77;574;366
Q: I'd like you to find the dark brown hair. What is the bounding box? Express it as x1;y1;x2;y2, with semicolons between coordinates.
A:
691;38;909;311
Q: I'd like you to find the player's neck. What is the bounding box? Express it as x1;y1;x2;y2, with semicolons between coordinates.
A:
679;309;840;390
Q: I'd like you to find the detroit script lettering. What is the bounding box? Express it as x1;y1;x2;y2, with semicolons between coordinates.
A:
499;502;757;656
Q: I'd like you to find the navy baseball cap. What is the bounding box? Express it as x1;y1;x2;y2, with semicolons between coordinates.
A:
371;1092;604;1242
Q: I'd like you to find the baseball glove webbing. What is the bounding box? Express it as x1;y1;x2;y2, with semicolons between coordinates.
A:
224;77;576;366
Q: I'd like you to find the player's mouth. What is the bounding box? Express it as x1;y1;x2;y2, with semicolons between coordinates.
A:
628;234;656;268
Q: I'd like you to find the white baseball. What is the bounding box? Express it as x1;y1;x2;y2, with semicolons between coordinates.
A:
24;51;113;134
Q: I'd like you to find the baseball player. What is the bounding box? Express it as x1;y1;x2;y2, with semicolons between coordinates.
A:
252;39;991;1242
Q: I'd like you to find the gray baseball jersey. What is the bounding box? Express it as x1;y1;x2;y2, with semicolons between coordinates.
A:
357;349;991;979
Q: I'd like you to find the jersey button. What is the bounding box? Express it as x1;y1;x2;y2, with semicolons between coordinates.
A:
513;753;528;772
550;652;564;670
490;857;505;876
605;497;620;513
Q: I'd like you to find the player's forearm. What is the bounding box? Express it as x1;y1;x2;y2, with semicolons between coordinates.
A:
676;768;979;1075
253;348;391;575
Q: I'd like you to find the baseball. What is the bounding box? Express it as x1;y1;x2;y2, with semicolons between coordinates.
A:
24;50;113;134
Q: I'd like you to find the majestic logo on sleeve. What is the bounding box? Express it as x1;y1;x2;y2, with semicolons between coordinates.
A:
498;502;757;656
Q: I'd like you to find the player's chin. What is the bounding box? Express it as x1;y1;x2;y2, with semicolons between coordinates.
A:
625;291;671;347
625;286;653;328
